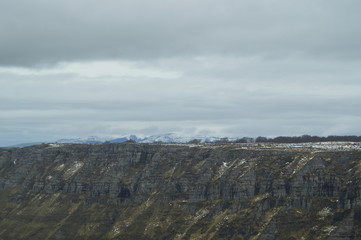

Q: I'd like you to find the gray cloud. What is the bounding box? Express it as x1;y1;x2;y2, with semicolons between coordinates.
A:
1;0;361;66
1;0;361;146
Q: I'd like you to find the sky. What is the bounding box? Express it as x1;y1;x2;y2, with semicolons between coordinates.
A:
1;0;361;146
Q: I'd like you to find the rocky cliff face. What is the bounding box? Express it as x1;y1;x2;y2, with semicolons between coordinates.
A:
0;142;361;239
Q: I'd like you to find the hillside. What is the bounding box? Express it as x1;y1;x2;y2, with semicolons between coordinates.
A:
1;142;361;239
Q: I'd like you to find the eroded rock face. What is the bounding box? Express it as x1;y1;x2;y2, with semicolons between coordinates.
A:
0;142;361;239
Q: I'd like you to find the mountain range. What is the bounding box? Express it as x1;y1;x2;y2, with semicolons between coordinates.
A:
9;133;251;147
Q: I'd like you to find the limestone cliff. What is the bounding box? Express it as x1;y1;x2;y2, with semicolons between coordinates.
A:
0;142;361;239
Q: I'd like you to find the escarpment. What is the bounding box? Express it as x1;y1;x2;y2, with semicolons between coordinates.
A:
1;142;361;239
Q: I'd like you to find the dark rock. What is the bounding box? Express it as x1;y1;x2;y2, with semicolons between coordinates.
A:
0;142;361;239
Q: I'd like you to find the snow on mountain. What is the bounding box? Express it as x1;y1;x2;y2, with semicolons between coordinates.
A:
8;133;249;147
8;134;361;149
55;136;110;144
136;133;242;143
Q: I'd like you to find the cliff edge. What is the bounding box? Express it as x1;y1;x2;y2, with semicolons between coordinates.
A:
1;142;361;239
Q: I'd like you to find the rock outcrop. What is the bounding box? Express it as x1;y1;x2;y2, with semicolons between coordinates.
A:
0;142;361;239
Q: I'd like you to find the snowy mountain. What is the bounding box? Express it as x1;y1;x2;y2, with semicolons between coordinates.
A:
137;133;241;143
55;136;110;144
8;133;250;147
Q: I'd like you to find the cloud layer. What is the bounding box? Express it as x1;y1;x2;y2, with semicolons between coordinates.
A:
1;0;361;146
2;0;361;66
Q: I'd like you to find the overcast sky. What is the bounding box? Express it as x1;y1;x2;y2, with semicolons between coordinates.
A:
1;0;361;146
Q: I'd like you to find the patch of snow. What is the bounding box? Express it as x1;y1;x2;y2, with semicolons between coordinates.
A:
213;161;234;181
286;142;361;151
64;161;84;179
251;142;361;151
292;156;312;176
252;193;270;203
193;209;209;221
55;163;65;171
187;144;202;148
49;143;61;147
323;225;337;235
318;207;332;219
112;226;120;235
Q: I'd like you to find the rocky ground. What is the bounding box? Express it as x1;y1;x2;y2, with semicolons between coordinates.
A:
1;142;361;239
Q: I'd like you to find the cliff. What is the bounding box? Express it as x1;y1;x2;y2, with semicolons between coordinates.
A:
0;142;361;239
